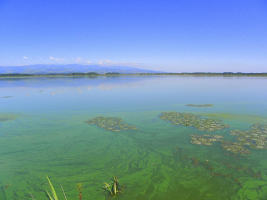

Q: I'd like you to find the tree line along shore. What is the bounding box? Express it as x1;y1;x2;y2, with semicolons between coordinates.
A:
0;72;267;77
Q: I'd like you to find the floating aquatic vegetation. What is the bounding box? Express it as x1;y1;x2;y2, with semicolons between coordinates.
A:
191;157;199;167
0;118;11;122
85;116;138;132
220;162;262;180
0;116;14;122
2;183;11;190
1;96;12;98
159;112;229;132
253;173;262;178
221;161;233;168
0;117;9;122
182;156;188;160
220;141;251;155
211;172;232;178
208;167;214;170
194;118;229;132
186;104;213;107
224;153;246;159
189;157;215;171
231;124;267;150
234;178;243;188
190;134;224;146
210;172;243;188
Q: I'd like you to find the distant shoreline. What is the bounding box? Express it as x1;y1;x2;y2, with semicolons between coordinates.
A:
1;72;267;78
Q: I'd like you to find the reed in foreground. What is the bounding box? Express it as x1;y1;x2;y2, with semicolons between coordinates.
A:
46;175;67;200
103;175;124;196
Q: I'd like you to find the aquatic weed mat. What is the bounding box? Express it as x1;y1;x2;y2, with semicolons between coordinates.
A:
0;113;19;122
201;112;267;126
1;111;267;199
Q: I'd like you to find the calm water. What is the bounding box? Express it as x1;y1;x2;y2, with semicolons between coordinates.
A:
1;75;267;200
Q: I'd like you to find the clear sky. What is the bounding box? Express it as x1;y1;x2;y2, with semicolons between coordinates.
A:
0;0;267;72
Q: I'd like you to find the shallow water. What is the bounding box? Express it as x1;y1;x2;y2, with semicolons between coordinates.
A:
0;75;267;200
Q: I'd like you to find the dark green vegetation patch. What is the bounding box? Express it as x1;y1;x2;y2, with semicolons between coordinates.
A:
85;116;138;132
159;112;230;132
186;104;213;107
190;134;223;146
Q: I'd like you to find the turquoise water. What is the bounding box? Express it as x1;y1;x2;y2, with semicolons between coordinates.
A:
0;75;267;199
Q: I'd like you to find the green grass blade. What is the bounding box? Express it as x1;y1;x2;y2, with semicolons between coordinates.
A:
60;183;67;200
29;192;36;200
103;182;113;195
46;189;53;200
46;175;58;200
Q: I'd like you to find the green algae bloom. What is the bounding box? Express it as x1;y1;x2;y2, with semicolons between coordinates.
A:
85;116;138;132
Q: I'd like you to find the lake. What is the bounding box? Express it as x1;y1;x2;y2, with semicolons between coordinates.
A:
1;75;267;200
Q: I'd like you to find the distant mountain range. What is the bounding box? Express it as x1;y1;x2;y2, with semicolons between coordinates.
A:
0;64;163;74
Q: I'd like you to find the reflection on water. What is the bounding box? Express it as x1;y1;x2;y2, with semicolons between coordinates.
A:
0;75;267;199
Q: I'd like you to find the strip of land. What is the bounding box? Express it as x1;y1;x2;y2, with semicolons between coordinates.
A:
1;72;267;78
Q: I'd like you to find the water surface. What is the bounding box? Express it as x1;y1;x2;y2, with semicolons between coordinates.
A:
1;75;267;199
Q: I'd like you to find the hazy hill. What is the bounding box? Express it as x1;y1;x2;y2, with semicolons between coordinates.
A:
0;64;163;74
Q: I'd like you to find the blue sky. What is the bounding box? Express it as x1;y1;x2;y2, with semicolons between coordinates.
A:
0;0;267;72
